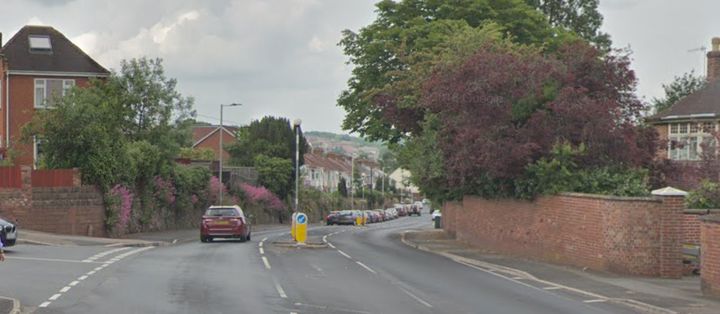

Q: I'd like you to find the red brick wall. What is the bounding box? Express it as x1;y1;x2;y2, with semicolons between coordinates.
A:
0;186;105;237
443;193;683;277
700;215;720;298
681;209;720;245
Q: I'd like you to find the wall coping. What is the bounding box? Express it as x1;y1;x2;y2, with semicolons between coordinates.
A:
559;192;661;203
699;214;720;224
684;208;720;215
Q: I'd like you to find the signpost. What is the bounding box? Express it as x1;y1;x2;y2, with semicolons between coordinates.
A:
295;212;307;244
291;212;297;241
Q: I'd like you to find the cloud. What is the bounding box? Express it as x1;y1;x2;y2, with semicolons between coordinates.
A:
26;16;45;25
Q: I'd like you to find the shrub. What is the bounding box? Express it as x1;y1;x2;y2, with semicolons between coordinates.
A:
686;180;720;209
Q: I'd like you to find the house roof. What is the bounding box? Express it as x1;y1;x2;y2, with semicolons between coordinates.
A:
1;25;109;75
192;125;238;147
649;80;720;122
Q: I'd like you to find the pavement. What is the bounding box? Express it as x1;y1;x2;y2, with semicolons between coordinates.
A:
402;228;720;314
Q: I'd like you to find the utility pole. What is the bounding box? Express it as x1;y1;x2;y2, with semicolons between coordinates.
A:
350;154;354;210
293;119;302;213
219;103;242;205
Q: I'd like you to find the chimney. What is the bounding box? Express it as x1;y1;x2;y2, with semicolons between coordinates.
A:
707;37;720;82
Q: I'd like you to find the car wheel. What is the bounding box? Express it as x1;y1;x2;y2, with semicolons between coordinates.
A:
247;232;251;241
207;237;213;242
200;236;206;243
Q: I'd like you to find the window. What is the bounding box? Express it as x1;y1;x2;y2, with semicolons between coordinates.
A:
28;35;52;52
668;122;717;160
34;79;75;108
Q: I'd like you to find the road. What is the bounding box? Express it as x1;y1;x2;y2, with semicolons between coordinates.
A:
1;215;643;314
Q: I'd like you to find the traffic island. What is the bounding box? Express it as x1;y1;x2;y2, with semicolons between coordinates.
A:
0;296;20;314
271;234;328;248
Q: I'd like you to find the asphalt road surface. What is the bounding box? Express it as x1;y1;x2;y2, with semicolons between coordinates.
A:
1;216;643;314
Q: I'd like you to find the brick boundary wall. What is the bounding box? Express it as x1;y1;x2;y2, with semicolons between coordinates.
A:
0;166;105;237
681;209;720;245
443;193;684;278
700;215;720;298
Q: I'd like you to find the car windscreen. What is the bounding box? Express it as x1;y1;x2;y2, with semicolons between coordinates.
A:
205;208;239;217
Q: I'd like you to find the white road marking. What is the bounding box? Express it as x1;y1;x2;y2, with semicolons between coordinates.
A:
259;247;265;255
512;276;525;280
337;250;352;259
322;235;327;242
327;243;336;249
7;256;105;264
400;288;432;308
38;246;154;309
583;299;608;303
262;256;272;270
259;241;264;248
355;261;377;274
172;239;178;244
543;286;562;290
273;279;287;298
82;247;131;263
262;237;268;242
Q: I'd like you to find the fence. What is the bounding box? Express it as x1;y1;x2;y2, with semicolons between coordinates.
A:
0;166;22;188
31;169;78;187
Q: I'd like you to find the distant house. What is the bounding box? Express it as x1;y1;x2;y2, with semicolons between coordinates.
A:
648;37;720;162
302;149;387;193
389;168;419;195
0;25;110;167
191;125;238;162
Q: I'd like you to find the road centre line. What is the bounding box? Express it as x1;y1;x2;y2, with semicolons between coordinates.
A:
327;243;336;249
259;247;265;255
583;299;608;303
69;281;79;287
82;247;131;262
59;286;71;293
49;294;61;301
400;288;432;308
272;278;287;298
39;301;51;308
543;286;562;290
355;261;377;274
262;256;272;270
78;275;88;281
337;250;352;259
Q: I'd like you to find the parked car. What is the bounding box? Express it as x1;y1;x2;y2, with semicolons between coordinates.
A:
395;204;407;216
335;210;356;225
0;217;17;247
200;205;251;242
326;211;340;225
385;207;398;220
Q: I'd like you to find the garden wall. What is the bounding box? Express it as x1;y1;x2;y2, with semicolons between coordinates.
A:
443;192;684;278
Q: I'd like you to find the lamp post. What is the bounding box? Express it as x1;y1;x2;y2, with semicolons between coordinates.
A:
219;103;242;204
350;154;354;210
293;119;302;213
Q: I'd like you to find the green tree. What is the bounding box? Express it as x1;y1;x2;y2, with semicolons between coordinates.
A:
227;116;308;167
338;0;567;142
525;0;611;50
253;155;294;198
652;70;707;114
23;57;194;191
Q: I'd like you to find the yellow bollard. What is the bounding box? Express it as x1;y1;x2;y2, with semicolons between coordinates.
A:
295;213;308;244
355;212;362;226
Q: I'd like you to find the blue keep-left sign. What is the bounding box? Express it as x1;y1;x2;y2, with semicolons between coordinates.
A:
296;213;307;224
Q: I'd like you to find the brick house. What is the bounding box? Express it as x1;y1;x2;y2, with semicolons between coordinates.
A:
648;37;720;164
0;25;110;167
191;125;238;161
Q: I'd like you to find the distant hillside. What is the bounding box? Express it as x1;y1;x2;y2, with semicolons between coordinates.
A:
304;131;385;160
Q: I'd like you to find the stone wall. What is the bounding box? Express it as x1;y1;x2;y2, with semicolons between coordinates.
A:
443;192;684;278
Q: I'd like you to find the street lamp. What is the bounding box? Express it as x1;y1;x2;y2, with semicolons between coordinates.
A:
219;103;242;204
293;119;302;213
350;154;354;210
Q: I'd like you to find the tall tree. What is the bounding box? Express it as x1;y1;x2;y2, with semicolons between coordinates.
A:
338;177;349;197
338;0;565;143
652;70;707;114
525;0;611;50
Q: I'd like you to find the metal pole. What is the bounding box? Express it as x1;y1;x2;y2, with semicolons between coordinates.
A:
219;105;224;205
295;123;300;212
351;155;354;210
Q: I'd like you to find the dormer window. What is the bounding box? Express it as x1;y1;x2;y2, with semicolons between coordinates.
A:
28;35;52;53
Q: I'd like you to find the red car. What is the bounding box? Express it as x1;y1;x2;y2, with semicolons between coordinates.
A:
201;205;251;242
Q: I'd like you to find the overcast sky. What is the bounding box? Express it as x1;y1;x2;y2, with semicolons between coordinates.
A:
1;0;718;133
